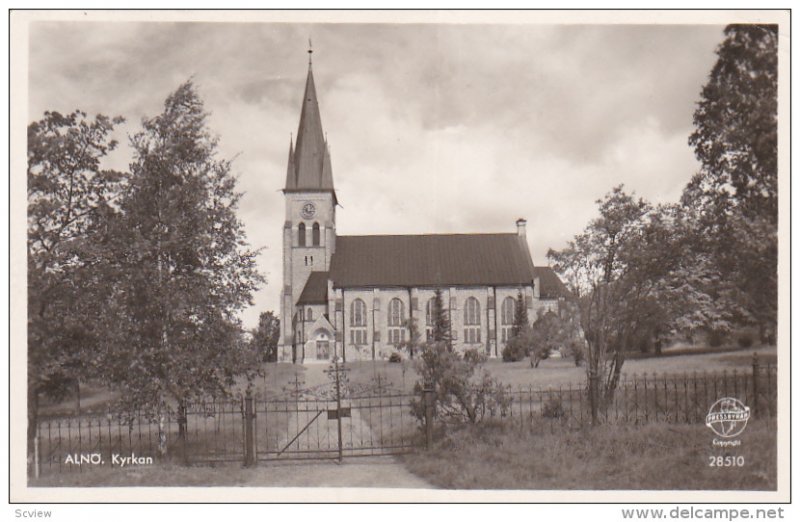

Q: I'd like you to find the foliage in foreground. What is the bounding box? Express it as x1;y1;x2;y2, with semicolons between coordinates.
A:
547;25;779;405
27;110;126;452
411;343;511;425
402;420;777;491
27;81;265;433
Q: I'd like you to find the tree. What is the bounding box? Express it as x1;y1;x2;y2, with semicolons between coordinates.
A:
27;110;124;459
688;24;778;224
502;323;533;362
684;24;778;341
549;186;681;402
529;310;570;368
511;289;529;338
398;317;423;359
430;289;452;350
101;80;264;417
251;311;280;362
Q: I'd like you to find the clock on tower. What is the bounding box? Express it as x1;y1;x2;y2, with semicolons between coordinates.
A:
301;202;316;219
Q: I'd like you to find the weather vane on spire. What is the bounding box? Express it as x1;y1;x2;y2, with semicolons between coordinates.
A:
308;38;313;66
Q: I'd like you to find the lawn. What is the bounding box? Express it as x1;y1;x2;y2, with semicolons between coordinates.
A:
269;344;777;395
39;344;776;417
31;419;776;490
401;419;777;490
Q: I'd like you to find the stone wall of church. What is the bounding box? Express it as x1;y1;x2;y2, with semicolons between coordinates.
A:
326;284;554;362
280;282;563;364
279;191;336;360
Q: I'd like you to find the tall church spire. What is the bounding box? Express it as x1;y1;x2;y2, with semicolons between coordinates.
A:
284;49;337;204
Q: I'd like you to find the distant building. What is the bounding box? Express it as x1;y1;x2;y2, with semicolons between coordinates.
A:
279;57;568;363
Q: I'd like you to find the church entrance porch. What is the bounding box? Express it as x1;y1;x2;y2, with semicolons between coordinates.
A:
300;315;337;364
303;328;333;363
316;339;330;360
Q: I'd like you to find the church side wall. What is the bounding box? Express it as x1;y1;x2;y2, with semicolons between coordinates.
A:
334;285;541;362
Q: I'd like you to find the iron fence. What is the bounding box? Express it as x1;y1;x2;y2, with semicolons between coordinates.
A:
33;357;777;476
498;363;776;432
252;392;419;462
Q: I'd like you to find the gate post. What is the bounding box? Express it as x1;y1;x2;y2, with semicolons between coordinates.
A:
423;384;435;449
334;360;344;464
177;401;188;465
243;389;256;467
33;434;40;479
588;369;599;427
751;352;759;419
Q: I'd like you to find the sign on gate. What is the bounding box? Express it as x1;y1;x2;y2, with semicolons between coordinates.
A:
327;407;351;420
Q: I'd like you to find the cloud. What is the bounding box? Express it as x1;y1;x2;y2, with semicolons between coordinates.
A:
27;21;724;328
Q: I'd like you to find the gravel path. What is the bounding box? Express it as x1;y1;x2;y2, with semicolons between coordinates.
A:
247;455;432;488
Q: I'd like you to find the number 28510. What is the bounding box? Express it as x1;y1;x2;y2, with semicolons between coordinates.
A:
709;456;745;467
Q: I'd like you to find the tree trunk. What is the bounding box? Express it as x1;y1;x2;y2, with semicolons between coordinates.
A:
27;384;39;468
74;380;81;416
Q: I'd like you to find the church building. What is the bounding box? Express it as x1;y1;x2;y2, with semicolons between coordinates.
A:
279;56;568;363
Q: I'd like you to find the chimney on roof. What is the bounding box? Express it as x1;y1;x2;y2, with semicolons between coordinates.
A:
516;218;527;237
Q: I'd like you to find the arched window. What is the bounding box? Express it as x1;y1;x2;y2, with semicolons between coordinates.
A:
350;299;367;345
298;223;306;247
388;298;405;345
501;296;516;343
425;298;435;340
306;308;313;321
312;222;320;246
463;297;481;344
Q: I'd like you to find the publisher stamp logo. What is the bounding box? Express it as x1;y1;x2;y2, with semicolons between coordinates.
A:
705;398;750;438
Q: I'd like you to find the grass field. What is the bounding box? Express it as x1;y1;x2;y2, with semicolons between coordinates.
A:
38;344;776;417
401;419;777;490
267;344;777;394
34;418;776;490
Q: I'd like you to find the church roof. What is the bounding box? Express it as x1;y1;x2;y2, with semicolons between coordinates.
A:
533;266;570;299
284;64;337;204
329;234;545;289
297;271;329;305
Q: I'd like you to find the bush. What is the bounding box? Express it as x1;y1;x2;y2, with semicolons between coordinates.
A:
542;396;565;419
502;335;529;362
708;330;726;347
463;348;487;365
562;340;585;367
737;335;754;348
388;352;402;363
412;342;511;424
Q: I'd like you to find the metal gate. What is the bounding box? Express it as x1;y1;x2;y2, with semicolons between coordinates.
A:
252;364;419;462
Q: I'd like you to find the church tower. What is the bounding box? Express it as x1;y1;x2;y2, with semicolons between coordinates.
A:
280;51;338;360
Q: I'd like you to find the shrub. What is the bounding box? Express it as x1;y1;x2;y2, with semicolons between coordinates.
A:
388;352;403;363
501;343;527;362
562;340;585;367
542;396;565;419
412;342;512;425
737;335;754;348
708;330;726;347
502;328;531;362
463;348;487;365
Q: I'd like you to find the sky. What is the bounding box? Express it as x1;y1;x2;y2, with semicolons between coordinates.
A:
28;21;725;329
